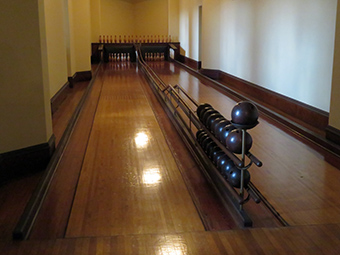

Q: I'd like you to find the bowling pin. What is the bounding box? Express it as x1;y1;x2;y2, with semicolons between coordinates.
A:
124;35;126;43
99;35;102;43
119;35;121;43
127;53;130;62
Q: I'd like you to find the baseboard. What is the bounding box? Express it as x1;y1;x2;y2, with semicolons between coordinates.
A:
179;55;201;70
68;70;92;88
0;135;55;185
200;68;329;131
50;81;71;114
326;125;340;145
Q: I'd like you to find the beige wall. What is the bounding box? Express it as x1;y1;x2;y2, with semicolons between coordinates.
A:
0;0;53;153
68;0;92;73
133;0;168;36
44;0;69;98
168;0;179;41
100;0;135;36
90;0;169;40
329;2;340;129
91;0;102;42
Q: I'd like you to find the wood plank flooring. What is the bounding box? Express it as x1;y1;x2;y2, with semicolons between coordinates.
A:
2;224;340;254
64;64;205;237
149;61;340;227
2;60;340;253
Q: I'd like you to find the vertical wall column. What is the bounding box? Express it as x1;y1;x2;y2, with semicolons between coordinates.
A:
201;0;220;69
67;0;92;85
328;2;340;145
0;1;54;182
168;0;180;41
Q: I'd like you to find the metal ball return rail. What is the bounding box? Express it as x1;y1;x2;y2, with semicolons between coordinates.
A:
136;45;266;227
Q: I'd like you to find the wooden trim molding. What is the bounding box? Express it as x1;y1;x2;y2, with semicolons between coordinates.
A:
68;70;92;88
51;81;71;114
179;55;201;70
0;135;55;185
200;68;329;131
326;125;340;145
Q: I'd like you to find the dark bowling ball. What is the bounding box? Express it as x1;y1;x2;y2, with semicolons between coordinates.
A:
210;117;225;134
198;105;213;120
225;129;252;154
208;145;220;159
196;129;205;140
228;168;251;188
213;119;231;136
197;103;212;118
206;114;223;132
205;141;215;154
220;159;236;179
217;154;230;171
198;134;209;146
201;136;213;151
201;109;219;126
213;151;225;165
219;124;236;145
231;101;259;125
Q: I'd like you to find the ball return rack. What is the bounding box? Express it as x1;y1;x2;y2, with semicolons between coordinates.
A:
136;46;267;227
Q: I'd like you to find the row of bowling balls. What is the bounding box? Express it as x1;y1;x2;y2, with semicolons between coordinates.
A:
196;129;250;188
196;103;253;154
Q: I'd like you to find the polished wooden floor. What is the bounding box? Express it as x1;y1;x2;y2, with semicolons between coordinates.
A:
1;60;340;253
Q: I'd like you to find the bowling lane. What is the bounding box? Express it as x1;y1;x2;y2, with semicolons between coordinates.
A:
148;61;340;226
65;63;205;238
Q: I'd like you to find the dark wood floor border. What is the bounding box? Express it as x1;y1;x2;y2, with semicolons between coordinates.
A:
326;125;340;145
13;65;100;240
50;81;71;115
0;135;55;186
68;70;92;88
179;55;201;70
200;68;329;131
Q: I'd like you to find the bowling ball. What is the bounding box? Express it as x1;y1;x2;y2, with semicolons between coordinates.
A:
219;124;236;145
196;129;205;140
225;130;252;154
231;101;259;126
210;117;226;134
220;159;236;179
213;149;225;164
196;103;212;118
201;137;213;151
207;144;220;159
205;141;215;154
198;105;213;120
201;109;219;125
217;154;230;171
206;114;223;131
213;119;231;136
228;169;250;188
198;134;209;145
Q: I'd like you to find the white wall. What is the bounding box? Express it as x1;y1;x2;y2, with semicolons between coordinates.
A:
179;0;337;112
330;1;340;130
202;0;220;69
179;0;202;60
